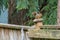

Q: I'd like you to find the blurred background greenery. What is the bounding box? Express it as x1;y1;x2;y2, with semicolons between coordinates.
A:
0;0;57;26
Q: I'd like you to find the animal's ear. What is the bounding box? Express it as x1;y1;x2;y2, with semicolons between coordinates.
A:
38;12;42;14
39;12;42;16
32;12;37;16
39;14;42;18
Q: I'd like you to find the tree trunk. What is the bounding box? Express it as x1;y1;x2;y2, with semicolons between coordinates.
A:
16;9;27;25
8;0;27;25
57;0;60;25
8;0;17;24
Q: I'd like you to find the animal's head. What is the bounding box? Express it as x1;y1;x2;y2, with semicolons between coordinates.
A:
32;12;42;19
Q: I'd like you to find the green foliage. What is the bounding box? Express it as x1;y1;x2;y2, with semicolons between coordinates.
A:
16;0;29;10
3;0;8;8
23;0;57;25
16;0;38;25
28;0;38;17
25;19;34;26
0;0;3;14
16;0;38;17
42;0;57;25
0;0;8;14
0;0;8;9
0;0;58;25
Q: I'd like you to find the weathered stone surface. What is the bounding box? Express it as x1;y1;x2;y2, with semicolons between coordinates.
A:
27;29;60;39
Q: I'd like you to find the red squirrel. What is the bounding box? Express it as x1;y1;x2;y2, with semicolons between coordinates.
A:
32;12;42;19
32;12;43;29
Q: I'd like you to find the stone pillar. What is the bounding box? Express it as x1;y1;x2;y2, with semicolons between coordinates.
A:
57;0;60;25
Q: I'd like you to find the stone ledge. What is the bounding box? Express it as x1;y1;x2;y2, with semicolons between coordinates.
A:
27;29;60;39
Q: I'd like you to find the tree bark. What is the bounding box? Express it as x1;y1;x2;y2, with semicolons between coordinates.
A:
8;0;17;24
8;0;27;25
57;0;60;25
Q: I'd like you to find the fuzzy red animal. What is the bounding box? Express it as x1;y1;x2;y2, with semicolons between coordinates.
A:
32;12;42;19
32;12;43;29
